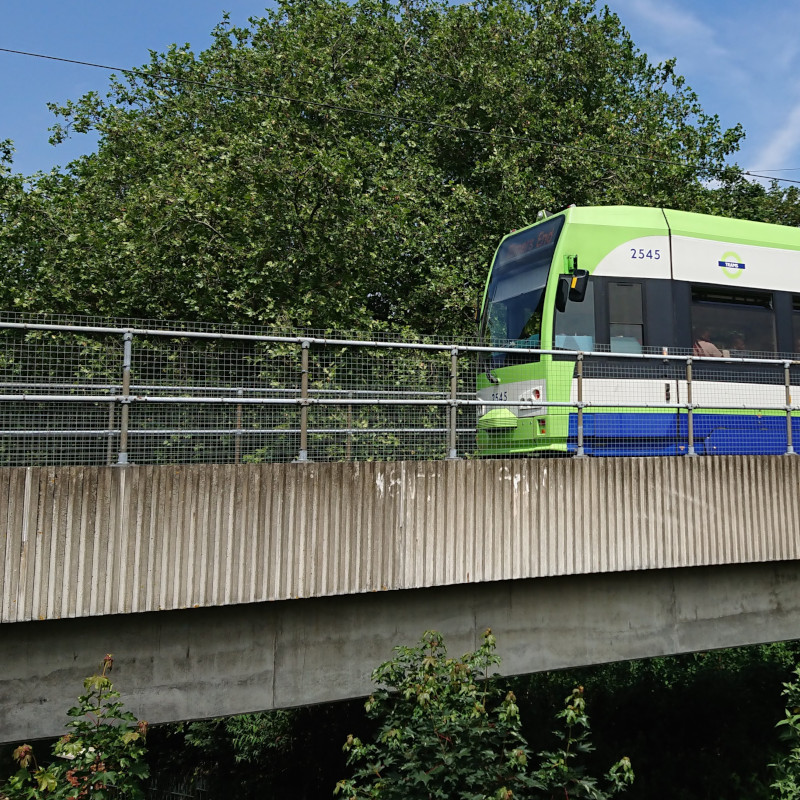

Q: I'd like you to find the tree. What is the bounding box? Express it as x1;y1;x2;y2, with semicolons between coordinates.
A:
0;0;768;335
2;656;149;800
771;665;800;799
335;629;633;799
515;643;800;800
146;703;367;799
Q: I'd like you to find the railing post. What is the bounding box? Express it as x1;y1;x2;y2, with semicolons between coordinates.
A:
685;356;696;456
235;388;243;463
116;331;133;466
346;391;353;461
446;347;461;460
575;352;585;457
785;361;795;455
295;339;310;463
106;401;116;466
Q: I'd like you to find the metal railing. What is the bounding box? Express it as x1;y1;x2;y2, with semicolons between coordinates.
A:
563;348;800;457
1;317;800;465
0;320;479;465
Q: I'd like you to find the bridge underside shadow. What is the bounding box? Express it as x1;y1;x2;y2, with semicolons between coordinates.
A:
4;559;800;743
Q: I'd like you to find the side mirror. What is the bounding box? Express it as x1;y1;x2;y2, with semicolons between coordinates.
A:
569;269;589;302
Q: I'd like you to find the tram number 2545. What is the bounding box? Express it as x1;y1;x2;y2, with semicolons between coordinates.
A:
630;248;662;260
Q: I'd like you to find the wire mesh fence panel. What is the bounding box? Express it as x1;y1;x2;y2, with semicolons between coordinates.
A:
130;337;302;395
148;776;209;800
0;328;125;390
3;318;800;465
577;357;684;457
0;401;119;466
305;403;452;462
0;328;124;465
683;363;790;456
303;344;455;461
126;337;303;464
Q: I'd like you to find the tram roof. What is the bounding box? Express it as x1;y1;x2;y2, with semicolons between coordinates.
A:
558;205;800;252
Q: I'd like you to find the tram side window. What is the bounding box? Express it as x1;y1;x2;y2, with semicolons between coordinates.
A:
554;281;595;351
792;297;800;354
691;287;775;356
609;282;643;353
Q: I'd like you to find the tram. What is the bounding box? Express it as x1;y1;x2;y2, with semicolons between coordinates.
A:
476;206;800;456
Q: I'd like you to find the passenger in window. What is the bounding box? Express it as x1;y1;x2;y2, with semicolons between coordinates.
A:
729;333;746;352
693;327;722;357
726;332;749;357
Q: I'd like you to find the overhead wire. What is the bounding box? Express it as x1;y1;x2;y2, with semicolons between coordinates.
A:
2;45;800;185
746;167;800;172
744;172;800;186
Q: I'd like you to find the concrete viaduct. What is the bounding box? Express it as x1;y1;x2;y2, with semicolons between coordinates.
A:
3;455;800;742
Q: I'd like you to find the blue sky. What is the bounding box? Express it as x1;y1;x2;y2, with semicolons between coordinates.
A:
2;1;799;185
611;0;800;184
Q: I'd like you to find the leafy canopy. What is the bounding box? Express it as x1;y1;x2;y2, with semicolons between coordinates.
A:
0;0;794;335
335;629;633;799
3;655;149;800
772;665;800;799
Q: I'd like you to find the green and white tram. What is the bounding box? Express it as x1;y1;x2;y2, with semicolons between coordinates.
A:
476;205;800;456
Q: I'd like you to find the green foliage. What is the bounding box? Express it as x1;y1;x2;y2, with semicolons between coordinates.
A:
335;629;632;799
2;656;149;800
146;702;366;798
139;641;800;800
2;0;788;336
771;665;800;799
145;714;298;797
533;687;632;800
516;642;800;800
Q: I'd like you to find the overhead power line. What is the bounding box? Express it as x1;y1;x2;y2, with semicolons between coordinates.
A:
744;172;800;186
747;167;800;172
2;45;800;186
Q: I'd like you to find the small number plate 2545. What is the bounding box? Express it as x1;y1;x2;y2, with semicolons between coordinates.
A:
630;248;661;260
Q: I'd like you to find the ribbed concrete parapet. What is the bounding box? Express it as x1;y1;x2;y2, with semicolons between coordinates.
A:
3;456;800;624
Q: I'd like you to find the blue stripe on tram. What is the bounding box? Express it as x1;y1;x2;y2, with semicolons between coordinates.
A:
566;413;798;456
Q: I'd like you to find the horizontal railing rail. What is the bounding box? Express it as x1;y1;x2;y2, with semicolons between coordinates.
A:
1;318;800;464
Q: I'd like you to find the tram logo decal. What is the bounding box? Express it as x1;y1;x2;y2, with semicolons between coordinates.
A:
718;251;746;279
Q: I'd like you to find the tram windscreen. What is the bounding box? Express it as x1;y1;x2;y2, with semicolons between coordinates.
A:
481;216;564;354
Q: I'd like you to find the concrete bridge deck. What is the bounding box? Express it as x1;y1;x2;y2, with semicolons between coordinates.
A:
3;456;800;741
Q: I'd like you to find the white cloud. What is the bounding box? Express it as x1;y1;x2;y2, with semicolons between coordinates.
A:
609;0;800;171
610;0;749;92
611;0;727;59
750;102;800;170
614;0;716;43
